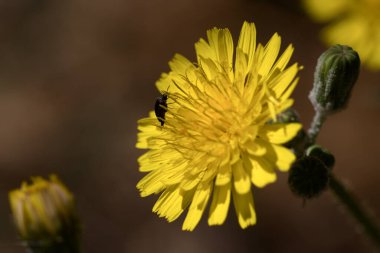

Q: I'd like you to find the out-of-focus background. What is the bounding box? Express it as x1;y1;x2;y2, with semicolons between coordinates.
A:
0;0;379;252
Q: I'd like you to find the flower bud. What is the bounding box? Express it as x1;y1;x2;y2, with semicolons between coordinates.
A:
288;156;330;199
9;175;80;253
309;45;360;113
306;145;335;169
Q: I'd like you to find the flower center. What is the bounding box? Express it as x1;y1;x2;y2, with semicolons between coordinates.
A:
165;76;261;160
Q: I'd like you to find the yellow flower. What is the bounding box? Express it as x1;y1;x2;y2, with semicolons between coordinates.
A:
136;21;302;231
9;175;80;250
303;0;380;70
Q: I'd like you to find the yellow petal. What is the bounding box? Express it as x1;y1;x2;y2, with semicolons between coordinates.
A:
245;138;266;156
198;56;220;81
137;151;161;172
182;182;213;231
232;188;256;229
168;54;193;74
264;142;296;171
230;147;241;165
218;29;234;69
180;175;201;191
250;157;277;188
208;182;231;226
232;160;251;194
195;38;216;62
234;49;248;93
258;33;281;78
156;54;193;94
153;187;193;222
268;44;294;76
236;21;256;71
270;63;299;98
201;161;219;183
215;163;232;186
180;159;212;191
255;98;294;126
279;77;299;102
137;170;166;197
206;28;234;68
258;123;302;144
164;162;188;186
136;112;161;149
155;73;172;95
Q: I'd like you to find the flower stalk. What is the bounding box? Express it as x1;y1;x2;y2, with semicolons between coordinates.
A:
329;175;380;248
307;115;380;248
304;44;380;250
307;110;327;146
306;108;380;249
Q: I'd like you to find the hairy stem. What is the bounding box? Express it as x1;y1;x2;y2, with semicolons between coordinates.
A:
329;174;380;249
307;110;327;146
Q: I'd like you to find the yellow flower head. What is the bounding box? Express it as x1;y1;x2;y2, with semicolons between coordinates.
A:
137;21;302;231
303;0;380;70
9;175;78;243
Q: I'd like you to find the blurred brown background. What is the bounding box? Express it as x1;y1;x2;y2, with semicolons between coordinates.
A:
0;0;379;252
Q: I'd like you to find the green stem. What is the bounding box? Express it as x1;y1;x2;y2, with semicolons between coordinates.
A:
307;110;327;146
306;109;380;248
329;174;380;249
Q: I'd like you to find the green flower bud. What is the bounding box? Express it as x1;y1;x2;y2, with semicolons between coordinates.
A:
288;156;330;199
309;45;360;113
306;145;335;169
9;175;81;253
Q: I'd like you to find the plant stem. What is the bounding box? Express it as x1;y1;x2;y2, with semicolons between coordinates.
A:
329;174;380;249
306;109;380;249
307;110;327;146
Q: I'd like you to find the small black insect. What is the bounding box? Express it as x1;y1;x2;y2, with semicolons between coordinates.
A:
155;93;168;126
